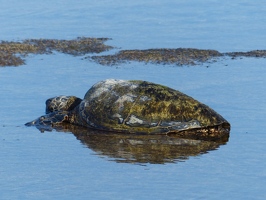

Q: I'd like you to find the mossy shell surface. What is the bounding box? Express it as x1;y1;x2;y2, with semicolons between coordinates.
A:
69;79;229;134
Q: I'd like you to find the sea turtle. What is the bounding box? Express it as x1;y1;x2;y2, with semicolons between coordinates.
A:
25;79;230;140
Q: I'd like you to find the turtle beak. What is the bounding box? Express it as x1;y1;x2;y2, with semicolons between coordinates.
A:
25;116;48;127
25;120;36;126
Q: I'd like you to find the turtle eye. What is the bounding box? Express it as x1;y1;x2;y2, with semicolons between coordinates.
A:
63;115;69;121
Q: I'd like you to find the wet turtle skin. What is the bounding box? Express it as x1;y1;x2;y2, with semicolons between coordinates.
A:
26;79;230;140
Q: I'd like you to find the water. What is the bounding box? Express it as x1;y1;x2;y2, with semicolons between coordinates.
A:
0;0;266;199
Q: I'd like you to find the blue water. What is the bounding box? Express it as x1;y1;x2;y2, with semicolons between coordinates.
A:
0;1;266;199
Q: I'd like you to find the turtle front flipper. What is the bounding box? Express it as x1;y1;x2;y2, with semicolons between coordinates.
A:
25;111;69;132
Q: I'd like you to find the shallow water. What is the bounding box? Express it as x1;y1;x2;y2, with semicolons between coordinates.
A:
0;0;266;199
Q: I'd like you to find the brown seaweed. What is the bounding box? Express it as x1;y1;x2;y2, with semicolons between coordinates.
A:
1;37;266;67
0;37;113;66
90;48;222;66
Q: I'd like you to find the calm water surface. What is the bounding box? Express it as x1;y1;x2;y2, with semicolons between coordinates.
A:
0;1;266;199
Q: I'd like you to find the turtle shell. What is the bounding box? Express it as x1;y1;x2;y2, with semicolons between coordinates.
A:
71;79;230;135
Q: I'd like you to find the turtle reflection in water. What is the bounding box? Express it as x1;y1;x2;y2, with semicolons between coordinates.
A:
61;125;228;164
25;79;230;141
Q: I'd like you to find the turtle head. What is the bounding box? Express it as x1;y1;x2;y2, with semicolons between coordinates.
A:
25;95;81;132
25;111;69;132
45;95;82;114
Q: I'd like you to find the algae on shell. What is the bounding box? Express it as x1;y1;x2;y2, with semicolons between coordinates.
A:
76;79;229;137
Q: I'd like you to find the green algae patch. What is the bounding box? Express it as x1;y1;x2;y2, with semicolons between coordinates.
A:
90;48;222;66
0;37;113;66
